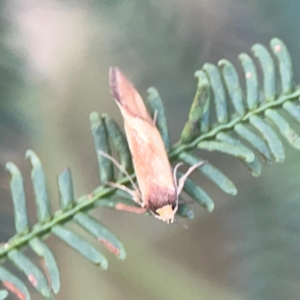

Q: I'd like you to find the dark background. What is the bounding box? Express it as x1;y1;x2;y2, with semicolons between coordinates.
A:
1;1;300;299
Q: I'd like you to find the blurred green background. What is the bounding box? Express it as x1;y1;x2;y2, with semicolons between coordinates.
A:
1;1;300;299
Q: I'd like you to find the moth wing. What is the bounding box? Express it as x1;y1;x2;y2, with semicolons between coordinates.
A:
122;113;175;204
109;67;153;124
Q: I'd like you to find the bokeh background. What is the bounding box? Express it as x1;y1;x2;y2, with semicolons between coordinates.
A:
1;0;300;299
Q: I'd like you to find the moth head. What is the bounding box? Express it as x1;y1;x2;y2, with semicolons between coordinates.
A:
155;204;177;224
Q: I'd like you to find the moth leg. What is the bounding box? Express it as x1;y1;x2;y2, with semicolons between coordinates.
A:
115;203;147;214
107;182;143;205
98;150;142;199
153;109;158;126
176;161;207;194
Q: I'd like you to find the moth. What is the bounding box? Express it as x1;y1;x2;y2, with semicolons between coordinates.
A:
100;67;205;224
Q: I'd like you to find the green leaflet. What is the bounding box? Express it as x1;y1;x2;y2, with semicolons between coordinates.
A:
265;109;300;149
178;152;237;195
52;225;108;270
270;38;293;94
283;101;300;123
74;213;126;260
249;115;285;162
234;124;272;162
90;111;114;184
177;171;214;212
196;70;211;133
5;162;28;235
181;71;210;142
147;87;171;150
57;168;74;211
26;150;52;223
216;132;261;176
252;43;276;102
219;59;245;117
0;267;31;300
203;63;228;124
29;237;60;294
238;53;259;110
198;140;255;163
103;113;133;178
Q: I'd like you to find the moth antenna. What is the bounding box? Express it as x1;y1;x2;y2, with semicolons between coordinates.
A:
98;151;142;199
172;162;184;213
173;162;184;187
177;160;207;195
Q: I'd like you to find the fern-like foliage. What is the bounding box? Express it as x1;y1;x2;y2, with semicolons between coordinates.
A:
0;38;299;299
172;38;299;200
